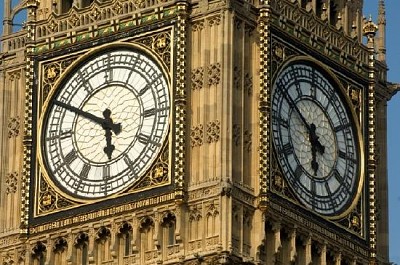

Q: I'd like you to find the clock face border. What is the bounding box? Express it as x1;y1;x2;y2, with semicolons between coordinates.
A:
271;57;365;219
36;43;172;203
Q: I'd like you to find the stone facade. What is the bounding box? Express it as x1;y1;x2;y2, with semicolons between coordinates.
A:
0;0;396;264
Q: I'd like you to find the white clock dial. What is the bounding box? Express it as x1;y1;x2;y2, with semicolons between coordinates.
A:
271;61;362;217
41;48;170;199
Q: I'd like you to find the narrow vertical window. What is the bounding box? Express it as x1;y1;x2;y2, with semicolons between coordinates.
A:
118;222;133;257
162;213;176;246
31;241;47;265
75;232;89;265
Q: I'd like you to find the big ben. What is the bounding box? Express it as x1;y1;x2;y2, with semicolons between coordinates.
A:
0;0;396;264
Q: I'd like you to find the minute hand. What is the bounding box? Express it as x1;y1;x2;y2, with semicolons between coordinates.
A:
54;100;121;135
280;90;311;132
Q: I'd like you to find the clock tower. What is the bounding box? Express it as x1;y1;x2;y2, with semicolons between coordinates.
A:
0;0;396;264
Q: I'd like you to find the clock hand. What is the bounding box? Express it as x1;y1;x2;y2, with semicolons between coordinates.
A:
280;90;312;132
309;123;321;176
54;100;122;135
102;109;116;160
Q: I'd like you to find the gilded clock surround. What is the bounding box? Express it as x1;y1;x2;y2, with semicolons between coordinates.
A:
31;30;177;219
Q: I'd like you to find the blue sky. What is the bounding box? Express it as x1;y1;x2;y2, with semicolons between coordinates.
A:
364;1;400;264
0;0;399;263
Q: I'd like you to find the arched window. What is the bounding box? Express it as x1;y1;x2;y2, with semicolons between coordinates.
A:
60;0;73;13
95;226;111;264
31;241;46;265
118;222;133;257
53;237;68;264
139;217;154;252
74;232;89;265
162;213;176;246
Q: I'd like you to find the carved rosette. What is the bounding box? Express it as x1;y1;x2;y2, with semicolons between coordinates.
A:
258;3;272;209
7;116;20;138
190;124;204;147
6;171;19;194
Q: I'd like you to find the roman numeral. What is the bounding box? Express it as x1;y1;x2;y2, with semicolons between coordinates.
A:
137;133;150;145
294;165;303;179
103;165;110;180
334;123;351;132
79;164;91;179
280;143;294;156
138;84;151;97
64;150;77;165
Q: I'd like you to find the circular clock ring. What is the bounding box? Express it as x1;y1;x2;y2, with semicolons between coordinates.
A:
38;43;171;201
271;57;364;218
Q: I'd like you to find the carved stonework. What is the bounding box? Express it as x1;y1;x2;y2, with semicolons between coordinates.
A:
191;67;204;90
2;253;14;265
206;201;219;218
243;130;252;152
244;73;253;96
192;20;205;32
189;205;202;222
206;120;220;143
7;116;20;138
190;124;204;147
95;226;111;244
53;237;68;253
207;15;221;27
5;171;18;194
207;63;221;86
233;66;241;91
233;124;241;146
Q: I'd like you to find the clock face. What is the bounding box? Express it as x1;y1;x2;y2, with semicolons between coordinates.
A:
271;62;362;217
40;48;170;199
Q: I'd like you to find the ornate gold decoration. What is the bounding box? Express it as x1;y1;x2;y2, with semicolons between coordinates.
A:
191;67;204;90
190;124;203;147
137;31;172;71
7;116;20;138
37;174;75;214
112;2;123;15
206;120;220;144
68;13;80;27
130;147;169;190
47;19;58;32
207;62;221;86
90;7;101;20
133;0;146;9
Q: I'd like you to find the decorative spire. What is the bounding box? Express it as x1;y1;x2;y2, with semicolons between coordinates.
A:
377;0;387;62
